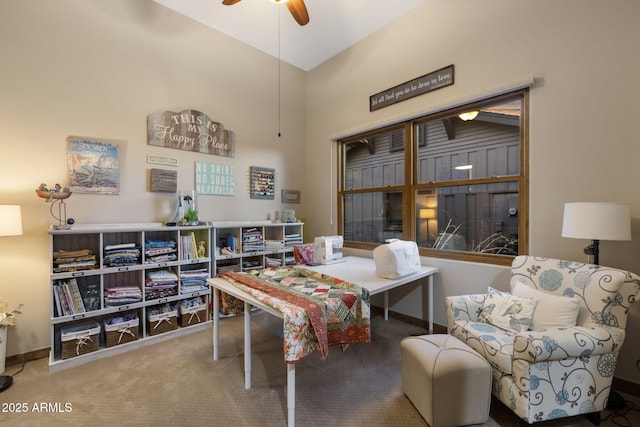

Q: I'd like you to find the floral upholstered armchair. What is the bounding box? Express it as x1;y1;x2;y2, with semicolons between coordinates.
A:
446;256;640;424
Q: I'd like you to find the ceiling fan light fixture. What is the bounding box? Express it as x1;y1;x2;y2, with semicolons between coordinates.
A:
223;0;308;26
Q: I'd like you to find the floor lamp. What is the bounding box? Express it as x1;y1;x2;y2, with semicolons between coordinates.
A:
561;202;631;410
0;204;23;393
561;202;631;265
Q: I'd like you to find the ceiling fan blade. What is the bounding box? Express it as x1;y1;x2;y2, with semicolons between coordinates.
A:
286;0;309;26
222;0;241;5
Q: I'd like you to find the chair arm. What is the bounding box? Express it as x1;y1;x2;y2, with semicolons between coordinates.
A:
513;325;626;363
445;294;487;330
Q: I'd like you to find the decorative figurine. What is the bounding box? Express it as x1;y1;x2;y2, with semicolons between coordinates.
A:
36;183;73;229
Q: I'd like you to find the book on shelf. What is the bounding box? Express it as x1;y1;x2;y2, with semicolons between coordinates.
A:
180;232;200;260
68;278;86;313
54;280;85;316
53;285;64;316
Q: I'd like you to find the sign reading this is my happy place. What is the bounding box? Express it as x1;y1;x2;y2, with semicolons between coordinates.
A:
370;64;454;111
147;109;235;157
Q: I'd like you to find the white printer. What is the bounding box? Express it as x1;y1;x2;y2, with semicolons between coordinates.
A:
313;235;344;264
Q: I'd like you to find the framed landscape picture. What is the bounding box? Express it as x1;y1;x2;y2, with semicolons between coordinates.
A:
67;136;121;195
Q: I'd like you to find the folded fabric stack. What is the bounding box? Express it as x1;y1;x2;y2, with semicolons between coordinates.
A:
144;239;177;263
265;239;284;251
145;269;178;300
104;286;142;306
105;312;137;326
179;268;209;294
53;249;98;273
177;296;205;310
285;233;303;249
103;243;140;267
242;228;264;252
242;259;263;270
147;302;175;317
266;256;282;268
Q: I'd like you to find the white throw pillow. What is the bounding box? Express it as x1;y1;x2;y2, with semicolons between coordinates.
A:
512;280;579;329
479;287;537;333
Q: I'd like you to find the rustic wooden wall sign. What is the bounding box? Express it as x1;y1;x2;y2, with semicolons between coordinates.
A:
147;109;235;158
149;168;177;193
369;64;454;111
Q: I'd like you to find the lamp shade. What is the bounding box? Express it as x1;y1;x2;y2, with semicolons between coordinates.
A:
562;202;631;241
0;205;23;237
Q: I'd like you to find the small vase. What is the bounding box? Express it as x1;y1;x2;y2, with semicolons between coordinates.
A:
0;327;7;374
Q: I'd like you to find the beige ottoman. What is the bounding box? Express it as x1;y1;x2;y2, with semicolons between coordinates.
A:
401;334;491;426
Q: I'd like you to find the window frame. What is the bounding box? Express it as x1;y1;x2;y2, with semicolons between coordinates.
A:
337;89;529;266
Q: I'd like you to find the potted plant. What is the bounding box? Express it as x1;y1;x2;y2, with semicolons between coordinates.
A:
0;297;23;374
182;207;199;225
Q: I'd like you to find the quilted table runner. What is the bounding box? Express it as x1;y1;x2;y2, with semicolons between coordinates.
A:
221;266;371;363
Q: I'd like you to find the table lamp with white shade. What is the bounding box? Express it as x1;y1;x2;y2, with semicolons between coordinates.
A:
0;204;23;393
561;202;631;265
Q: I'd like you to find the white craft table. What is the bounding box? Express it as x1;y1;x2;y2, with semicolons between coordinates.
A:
208;256;438;427
300;256;439;331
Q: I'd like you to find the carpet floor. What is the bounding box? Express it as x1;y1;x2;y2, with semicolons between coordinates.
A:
1;313;638;426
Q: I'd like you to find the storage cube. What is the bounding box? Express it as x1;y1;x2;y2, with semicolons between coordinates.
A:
147;310;177;336
61;321;101;359
179;303;207;327
104;314;139;347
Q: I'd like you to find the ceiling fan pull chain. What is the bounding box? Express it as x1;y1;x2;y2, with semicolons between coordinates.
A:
278;7;282;138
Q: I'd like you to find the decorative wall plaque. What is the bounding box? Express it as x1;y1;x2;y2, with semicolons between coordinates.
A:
149;168;177;193
195;161;235;196
281;189;301;204
147;109;235;158
369;64;455;111
147;154;179;167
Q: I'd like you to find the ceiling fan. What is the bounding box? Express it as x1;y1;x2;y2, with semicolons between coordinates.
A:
222;0;310;26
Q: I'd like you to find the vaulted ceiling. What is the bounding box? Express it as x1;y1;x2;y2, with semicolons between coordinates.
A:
152;0;428;71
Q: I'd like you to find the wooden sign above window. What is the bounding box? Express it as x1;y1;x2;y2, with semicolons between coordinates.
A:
369;65;454;111
147;109;235;158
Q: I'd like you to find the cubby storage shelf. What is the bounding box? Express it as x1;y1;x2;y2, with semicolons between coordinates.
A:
48;222;212;371
211;220;303;276
47;221;303;371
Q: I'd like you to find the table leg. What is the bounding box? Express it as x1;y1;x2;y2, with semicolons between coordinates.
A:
287;363;295;427
428;275;433;333
384;290;389;321
244;301;252;389
213;287;219;361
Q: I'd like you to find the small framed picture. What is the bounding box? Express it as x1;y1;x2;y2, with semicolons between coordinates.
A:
281;189;301;204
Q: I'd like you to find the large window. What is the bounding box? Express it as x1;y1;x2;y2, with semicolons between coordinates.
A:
338;90;528;265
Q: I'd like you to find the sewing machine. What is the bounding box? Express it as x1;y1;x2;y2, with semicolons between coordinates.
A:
313;235;344;264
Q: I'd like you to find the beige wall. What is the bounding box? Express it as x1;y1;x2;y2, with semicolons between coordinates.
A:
306;0;640;384
0;0;307;358
2;0;639;387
